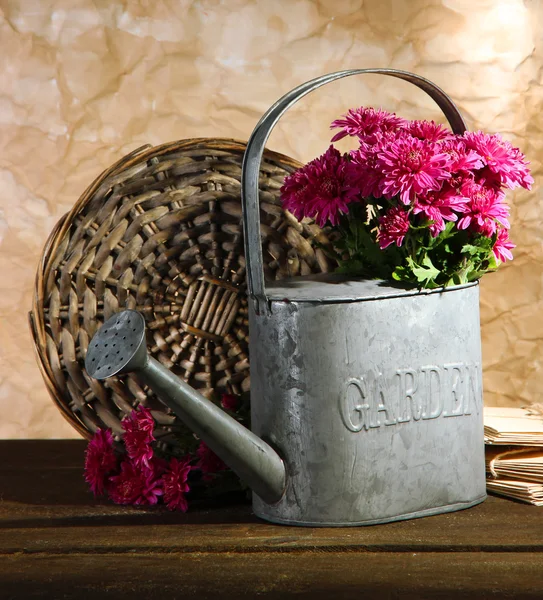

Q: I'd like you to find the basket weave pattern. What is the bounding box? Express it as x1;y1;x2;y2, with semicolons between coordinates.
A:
30;138;332;450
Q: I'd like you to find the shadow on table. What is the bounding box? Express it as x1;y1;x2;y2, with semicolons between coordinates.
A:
0;467;255;529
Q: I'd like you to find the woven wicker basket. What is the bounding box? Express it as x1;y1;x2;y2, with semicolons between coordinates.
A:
30;138;333;451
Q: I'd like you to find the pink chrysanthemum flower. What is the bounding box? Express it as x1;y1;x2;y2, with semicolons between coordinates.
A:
378;136;451;205
493;228;515;263
456;180;510;235
221;393;239;411
84;428;118;496
448;171;475;193
163;457;192;512
440;138;484;173
196;441;228;480
463;131;533;190
378;206;411;249
330;107;406;144
108;460;163;506
280;169;311;221
407;119;454;143
281;146;359;227
413;187;468;237
474;165;504;191
121;406;155;469
346;144;384;198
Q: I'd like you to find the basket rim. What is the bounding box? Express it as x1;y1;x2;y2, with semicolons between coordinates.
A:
29;137;303;439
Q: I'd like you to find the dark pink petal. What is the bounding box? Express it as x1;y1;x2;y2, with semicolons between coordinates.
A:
196;441;228;477
122;407;156;469
330;106;407;145
108;460;163;506
281;146;358;227
346;144;384;199
493;228;515;263
463;131;533;190
378;207;411;249
413;187;467;237
163;457;192;512
458;180;510;235
377;136;451;205
440;138;484;173
330;129;348;142
407;120;454;143
84;428;118;496
221;393;240;411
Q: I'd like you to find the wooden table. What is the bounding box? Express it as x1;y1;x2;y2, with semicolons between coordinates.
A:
1;440;542;599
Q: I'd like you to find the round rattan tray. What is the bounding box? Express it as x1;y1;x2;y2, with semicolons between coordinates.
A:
30;138;333;452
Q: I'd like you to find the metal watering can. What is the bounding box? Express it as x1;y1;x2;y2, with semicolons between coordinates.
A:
86;69;486;526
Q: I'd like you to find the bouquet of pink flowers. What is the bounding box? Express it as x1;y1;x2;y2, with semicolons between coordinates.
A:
281;107;532;288
84;393;242;510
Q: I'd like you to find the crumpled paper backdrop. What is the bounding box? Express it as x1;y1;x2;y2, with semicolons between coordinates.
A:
0;0;540;438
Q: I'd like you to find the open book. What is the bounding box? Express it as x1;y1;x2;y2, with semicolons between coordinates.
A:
484;406;543;505
484;406;543;446
486;479;543;506
486;447;543;482
486;446;543;505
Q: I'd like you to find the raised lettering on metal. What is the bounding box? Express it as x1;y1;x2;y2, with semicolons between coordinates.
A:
339;378;369;432
340;362;481;432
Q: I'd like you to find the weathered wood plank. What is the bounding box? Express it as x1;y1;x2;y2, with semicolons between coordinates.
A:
3;506;542;554
1;441;542;555
1;552;542;599
0;471;249;525
0;440;87;471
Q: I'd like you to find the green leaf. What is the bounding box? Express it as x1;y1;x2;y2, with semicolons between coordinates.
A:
426;221;456;249
392;265;411;282
407;255;441;287
336;259;366;275
441;221;456;237
356;227;388;267
455;263;474;285
467;269;487;282
461;243;486;257
487;253;498;270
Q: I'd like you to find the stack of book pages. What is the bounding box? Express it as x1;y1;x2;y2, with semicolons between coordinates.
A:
484;406;543;506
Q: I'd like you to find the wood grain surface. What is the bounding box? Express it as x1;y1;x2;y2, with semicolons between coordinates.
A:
1;440;542;599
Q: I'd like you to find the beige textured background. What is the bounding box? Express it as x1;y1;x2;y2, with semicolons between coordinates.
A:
0;0;540;438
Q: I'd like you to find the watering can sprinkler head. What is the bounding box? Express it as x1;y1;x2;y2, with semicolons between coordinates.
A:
85;310;148;380
85;310;286;505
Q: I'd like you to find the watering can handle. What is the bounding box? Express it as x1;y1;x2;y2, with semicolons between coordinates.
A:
241;68;467;315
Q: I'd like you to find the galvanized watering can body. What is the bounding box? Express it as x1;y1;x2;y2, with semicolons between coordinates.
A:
249;278;485;525
85;69;486;526
242;68;486;525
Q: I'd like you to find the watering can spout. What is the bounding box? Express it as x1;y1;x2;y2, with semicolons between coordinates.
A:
84;310;286;505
